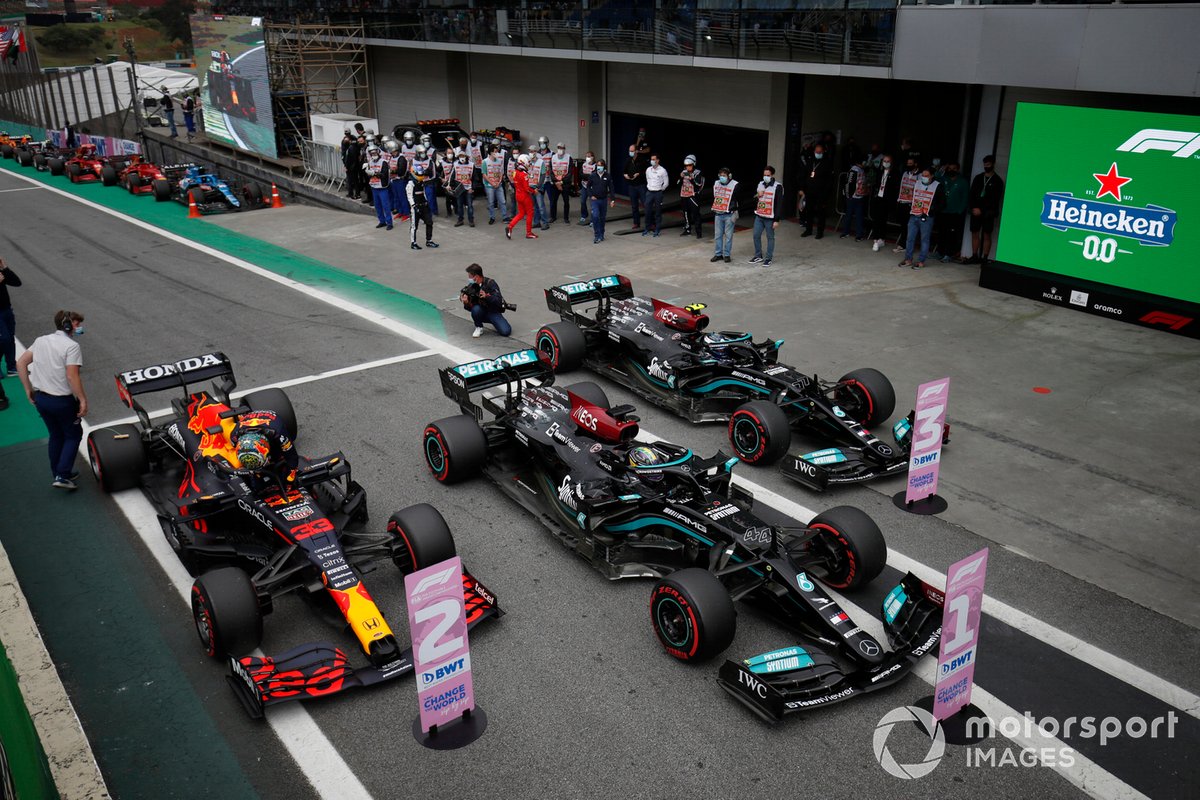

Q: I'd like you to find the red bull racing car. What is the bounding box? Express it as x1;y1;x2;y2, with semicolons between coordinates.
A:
422;349;942;721
86;352;501;717
536;275;948;492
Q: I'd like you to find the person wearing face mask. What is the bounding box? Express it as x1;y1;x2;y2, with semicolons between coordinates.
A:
643;154;669;237
678;155;705;238
466;133;483;167
506;154;539;240
549;142;573;225
578;151;597;226
838;159;868;242
527;144;548;230
584;159;616;243
892;157;920;252
899;168;944;270
710;168;739;264
16;310;89;489
537;137;554;229
967;155;1005;265
799;144;835;239
623;142;648;231
482;145;509;226
869;154;899;251
504;142;519;221
439;148;458;219
363;144;393;230
750;166;783;266
449;150;479;227
936;161;969;263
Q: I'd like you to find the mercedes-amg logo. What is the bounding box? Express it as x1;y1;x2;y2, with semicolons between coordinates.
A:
859;640;880;656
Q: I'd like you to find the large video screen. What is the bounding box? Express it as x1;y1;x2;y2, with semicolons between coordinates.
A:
997;103;1198;305
190;14;276;159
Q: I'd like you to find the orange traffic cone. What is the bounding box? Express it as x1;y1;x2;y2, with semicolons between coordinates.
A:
187;195;202;219
270;183;284;209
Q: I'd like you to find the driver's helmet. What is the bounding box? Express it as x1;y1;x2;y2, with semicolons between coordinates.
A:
704;332;740;361
236;431;272;470
413;163;426;180
628;445;664;482
79;144;96;157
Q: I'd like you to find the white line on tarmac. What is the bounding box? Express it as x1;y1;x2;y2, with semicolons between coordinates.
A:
0;186;42;193
17;165;1191;800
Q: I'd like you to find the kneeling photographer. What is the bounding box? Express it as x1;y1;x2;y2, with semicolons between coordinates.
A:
461;263;514;338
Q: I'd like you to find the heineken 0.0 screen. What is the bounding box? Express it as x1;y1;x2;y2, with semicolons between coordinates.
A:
997;103;1199;305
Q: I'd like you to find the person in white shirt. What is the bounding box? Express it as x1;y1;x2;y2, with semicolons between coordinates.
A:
642;154;669;237
16;310;89;489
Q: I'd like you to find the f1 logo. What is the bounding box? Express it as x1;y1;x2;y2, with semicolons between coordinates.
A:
1140;311;1193;331
1116;129;1200;159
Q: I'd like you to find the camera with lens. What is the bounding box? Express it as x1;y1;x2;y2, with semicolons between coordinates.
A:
461;282;516;312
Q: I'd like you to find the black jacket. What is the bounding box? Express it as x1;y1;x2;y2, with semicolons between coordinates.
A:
471;278;505;312
623;154;648;187
969;172;1005;216
0;266;21;310
801;158;835;198
586;170;614;200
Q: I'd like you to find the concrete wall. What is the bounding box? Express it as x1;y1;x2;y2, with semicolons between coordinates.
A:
893;5;1200;98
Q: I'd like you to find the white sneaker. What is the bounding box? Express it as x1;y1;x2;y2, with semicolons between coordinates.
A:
472;327;484;338
872;240;882;252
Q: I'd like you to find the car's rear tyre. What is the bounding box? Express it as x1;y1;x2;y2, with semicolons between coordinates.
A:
191;568;262;658
241;387;298;441
244;183;263;206
651;568;736;662
101;165;118;186
566;380;609;410
535;321;586;372
728;400;791;466
808;505;887;590
423;415;487;483
87;423;149;492
0;145;12;159
17;150;33;167
152;178;171;201
387;503;458;575
33;154;47;170
836;368;895;429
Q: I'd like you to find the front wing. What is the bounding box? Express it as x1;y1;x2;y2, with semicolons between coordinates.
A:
226;569;502;718
779;446;909;492
717;572;943;723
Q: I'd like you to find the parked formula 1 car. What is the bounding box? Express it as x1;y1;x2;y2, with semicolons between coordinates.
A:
422;349;942;722
86;352;501;717
152;163;268;213
46;143;131;184
0;132;29;159
15;139;60;170
113;155;168;195
536;275;947;492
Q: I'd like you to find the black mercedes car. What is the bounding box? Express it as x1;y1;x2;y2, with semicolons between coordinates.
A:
422;348;942;721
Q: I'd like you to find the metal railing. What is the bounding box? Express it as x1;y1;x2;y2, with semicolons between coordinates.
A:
210;2;897;68
299;138;346;194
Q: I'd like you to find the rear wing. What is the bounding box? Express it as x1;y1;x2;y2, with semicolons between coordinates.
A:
439;348;552;413
115;352;235;425
545;274;634;318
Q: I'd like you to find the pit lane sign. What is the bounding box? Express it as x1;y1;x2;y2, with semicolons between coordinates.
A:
405;556;475;733
904;378;950;503
933;548;988;722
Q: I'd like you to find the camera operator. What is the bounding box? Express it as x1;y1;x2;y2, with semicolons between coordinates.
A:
461;263;513;338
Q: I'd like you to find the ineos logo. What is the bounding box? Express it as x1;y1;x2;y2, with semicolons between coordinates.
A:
573;407;599;431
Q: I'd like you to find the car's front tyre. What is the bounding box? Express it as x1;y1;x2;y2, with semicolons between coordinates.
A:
651;568;736;662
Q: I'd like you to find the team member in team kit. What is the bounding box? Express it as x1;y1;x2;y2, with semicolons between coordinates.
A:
482;146;509;226
549;143;573;224
450;151;479;227
623;142;648;230
506;154;538;240
710;167;739;263
839;159;868;241
750;166;783;267
363;144;393;230
577;151;596;226
406;164;439;250
643;154;669;237
585;159;616;243
900;168;944;269
678;155;705;238
16;310;88;490
869;154;899;251
799;143;835;239
967;155;1005;265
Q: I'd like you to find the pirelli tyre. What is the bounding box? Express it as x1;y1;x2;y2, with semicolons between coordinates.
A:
126;172;143;192
651;568;736;662
152;178;171;201
535;321;586;372
191;568;263;658
0;144;12;159
242;387;298;441
17;149;33;167
566;380;610;410
808;505;887;590
33;154;47;170
101;165;118;186
87;423;149;492
66;162;83;181
728;400;791;466
244;182;264;207
835;368;896;429
387;503;458;575
423;415;487;483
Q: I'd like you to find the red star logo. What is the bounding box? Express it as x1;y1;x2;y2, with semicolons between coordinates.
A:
1093;163;1131;202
